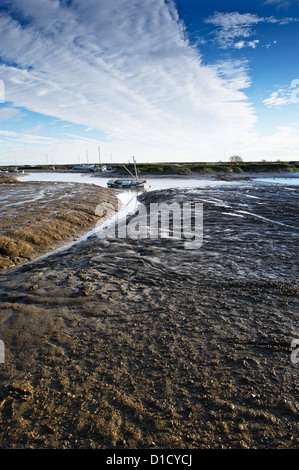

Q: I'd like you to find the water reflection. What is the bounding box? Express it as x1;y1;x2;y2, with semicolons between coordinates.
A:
255;177;299;186
13;171;299;267
19;171;299;216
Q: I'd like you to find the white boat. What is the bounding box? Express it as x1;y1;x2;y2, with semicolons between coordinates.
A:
107;178;146;188
107;157;146;189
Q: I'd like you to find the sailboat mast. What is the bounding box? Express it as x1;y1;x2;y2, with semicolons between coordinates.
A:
132;156;138;180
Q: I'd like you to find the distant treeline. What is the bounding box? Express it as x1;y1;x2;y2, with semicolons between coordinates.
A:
1;161;298;174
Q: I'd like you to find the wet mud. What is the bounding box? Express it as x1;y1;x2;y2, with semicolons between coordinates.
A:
0;181;118;270
0;182;298;449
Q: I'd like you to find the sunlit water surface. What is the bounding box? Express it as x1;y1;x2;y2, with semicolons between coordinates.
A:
14;171;298;265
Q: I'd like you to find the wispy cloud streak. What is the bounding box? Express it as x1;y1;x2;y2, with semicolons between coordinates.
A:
0;0;257;161
205;11;299;49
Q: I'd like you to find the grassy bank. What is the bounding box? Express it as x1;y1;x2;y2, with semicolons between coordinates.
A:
2;161;298;176
0;174;19;184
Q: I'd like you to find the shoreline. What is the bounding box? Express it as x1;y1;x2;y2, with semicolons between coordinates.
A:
8;168;299;179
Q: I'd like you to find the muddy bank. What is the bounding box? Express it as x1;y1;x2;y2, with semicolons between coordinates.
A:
0;183;298;449
0;181;118;271
0;174;20;184
90;169;299;180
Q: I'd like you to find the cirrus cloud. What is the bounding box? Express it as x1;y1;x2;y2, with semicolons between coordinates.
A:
204;11;299;49
0;0;258;163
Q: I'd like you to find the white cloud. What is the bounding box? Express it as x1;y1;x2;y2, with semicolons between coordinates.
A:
241;125;299;161
0;2;297;165
21;124;43;135
212;59;251;91
204;11;298;49
0;0;260;163
0;107;21;121
233;39;259;49
0;0;256;160
264;0;292;10
205;11;262;29
263;88;292;107
234;41;246;49
0;126;106;165
248;40;260;48
204;12;261;49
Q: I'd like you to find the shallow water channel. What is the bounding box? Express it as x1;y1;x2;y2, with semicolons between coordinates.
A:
17;171;299;266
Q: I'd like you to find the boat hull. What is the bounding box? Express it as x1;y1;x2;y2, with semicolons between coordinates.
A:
107;179;146;189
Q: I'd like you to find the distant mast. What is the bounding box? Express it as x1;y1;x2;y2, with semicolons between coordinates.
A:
98;146;101;164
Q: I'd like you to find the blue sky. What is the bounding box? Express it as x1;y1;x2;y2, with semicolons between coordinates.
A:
0;0;299;164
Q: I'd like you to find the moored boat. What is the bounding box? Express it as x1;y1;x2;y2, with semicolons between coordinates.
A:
107;178;146;188
107;156;146;189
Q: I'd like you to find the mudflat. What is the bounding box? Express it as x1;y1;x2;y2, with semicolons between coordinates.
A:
0;180;118;270
0;180;298;449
